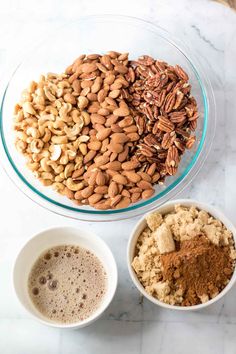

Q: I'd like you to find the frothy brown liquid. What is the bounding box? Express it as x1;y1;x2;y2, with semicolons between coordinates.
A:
28;245;107;324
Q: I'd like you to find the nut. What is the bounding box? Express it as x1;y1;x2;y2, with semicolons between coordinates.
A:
14;52;198;210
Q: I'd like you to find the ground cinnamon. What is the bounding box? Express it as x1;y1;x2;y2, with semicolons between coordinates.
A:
161;235;233;306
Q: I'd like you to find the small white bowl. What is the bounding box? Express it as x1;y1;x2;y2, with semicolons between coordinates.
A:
127;199;236;311
13;226;118;328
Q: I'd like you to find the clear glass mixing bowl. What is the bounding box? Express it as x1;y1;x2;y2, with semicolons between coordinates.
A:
0;15;216;221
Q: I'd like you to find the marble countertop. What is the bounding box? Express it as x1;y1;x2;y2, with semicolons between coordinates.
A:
0;0;236;353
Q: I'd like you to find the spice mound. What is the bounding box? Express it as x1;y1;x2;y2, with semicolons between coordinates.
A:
132;205;236;306
14;52;198;210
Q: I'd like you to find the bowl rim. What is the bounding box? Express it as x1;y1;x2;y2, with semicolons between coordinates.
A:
13;225;118;328
127;198;236;311
0;15;215;220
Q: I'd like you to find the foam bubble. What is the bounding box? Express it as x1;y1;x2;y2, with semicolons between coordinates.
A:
32;287;39;295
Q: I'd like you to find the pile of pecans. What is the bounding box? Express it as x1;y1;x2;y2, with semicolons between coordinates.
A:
14;52;198;210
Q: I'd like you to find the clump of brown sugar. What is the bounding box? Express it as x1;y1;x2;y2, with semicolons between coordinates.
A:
161;235;234;306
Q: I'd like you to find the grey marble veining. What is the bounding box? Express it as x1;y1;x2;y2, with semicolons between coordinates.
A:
0;0;236;353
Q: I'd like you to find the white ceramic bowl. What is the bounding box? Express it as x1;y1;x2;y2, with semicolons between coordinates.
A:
13;226;118;328
127;199;236;310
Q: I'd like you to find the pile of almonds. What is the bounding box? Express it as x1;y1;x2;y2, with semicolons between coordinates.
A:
14;52;198;210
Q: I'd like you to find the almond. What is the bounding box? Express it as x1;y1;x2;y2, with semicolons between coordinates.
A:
109;90;120;99
88;170;98;186
88;141;102;151
147;163;156;176
115;196;131;209
127;132;139;142
124;171;141;183
104;74;115;85
72;167;85;180
106;169;119;178
111;133;129;144
137;180;153;190
93;200;110;210
96;128;111;141
110;152;118;162
81;186;94;199
101;138;110;152
112;174;127;185
105;114;119;127
121;161;140;170
96;171;106;186
123;125;138;133
113;107;130;117
121;189;130;197
142;189;155;199
94;186;108;194
107;142;123;153
129;187;142;193
105;161;121;171
98;108;110;116
88;193;103;204
118;116;133;128
152;173;160;183
97;88;108;102
95;155;110;167
108;181;119;198
110;195;122;207
74;190;83;200
83;150;96;164
81;63;97;73
118;145;129;162
131;192;141;203
137;172;152;182
111;124;123;133
91;114;106;125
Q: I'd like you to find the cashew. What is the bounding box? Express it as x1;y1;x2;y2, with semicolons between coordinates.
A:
64;163;75;178
81;111;91;126
44;105;58;116
22;102;36;115
66;178;84;191
21;91;32;103
16;140;27;153
40;157;51;172
67;150;77;160
26;127;40;138
60;154;69;165
70;109;83;124
40;179;53;186
51;135;68;144
42;128;52;143
55;175;64;182
44;87;56;101
64;122;83;138
59;103;72;121
47;161;64;174
26;162;39;171
52;182;65;192
78;135;90;143
41;172;54;180
15;131;27;141
30;139;44;153
50;145;62;161
58;80;70;89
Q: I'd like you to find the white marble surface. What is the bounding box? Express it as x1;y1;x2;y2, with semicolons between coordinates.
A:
0;0;236;353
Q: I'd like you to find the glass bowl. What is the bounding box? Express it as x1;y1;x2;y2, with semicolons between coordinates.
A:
0;15;216;221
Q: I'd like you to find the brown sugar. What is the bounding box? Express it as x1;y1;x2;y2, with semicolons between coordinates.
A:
161;235;234;306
